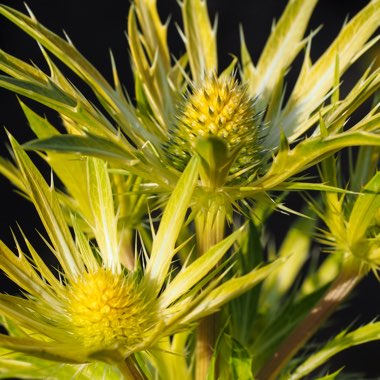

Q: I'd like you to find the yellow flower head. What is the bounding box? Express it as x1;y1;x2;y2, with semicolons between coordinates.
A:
167;75;262;180
0;143;258;373
65;269;157;349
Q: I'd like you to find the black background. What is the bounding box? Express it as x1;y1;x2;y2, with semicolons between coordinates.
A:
0;0;379;378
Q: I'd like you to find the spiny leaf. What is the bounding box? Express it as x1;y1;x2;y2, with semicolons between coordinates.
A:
160;227;243;308
71;217;98;273
0;157;25;193
181;0;217;84
144;155;199;294
240;26;257;90
289;322;380;380
314;369;343;380
133;0;171;70
0;356;121;380
128;4;175;131
183;257;284;323
0;334;109;365
20;103;93;222
23;134;137;164
0;72;116;138
347;171;380;245
19;230;63;292
22;133;176;191
326;68;380;135
0;75;76;108
20;101;59;138
0;5;156;147
9;135;83;279
87;158;120;272
0;5;115;105
270;0;380;146
0;49;46;83
246;0;317;110
0;241;57;305
250;131;380;192
0;295;65;342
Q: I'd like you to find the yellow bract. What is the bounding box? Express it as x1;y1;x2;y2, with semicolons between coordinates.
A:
65;269;157;349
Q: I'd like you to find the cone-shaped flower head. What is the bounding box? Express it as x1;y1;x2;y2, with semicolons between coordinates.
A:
0;0;378;202
167;75;261;183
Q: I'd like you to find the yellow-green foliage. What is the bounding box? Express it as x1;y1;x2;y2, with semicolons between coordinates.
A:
0;1;379;379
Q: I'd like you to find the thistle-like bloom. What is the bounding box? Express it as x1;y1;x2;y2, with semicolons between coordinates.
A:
65;269;158;350
0;137;278;377
0;1;379;378
315;164;380;276
167;75;261;180
0;0;377;206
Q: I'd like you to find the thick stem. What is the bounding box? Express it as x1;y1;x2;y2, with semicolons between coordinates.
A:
256;264;362;380
196;313;218;380
117;356;146;380
195;197;226;380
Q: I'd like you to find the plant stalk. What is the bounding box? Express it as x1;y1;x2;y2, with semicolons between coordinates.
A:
256;263;362;380
117;356;146;380
195;197;226;380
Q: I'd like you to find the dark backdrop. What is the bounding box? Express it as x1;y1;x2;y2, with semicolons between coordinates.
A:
0;1;379;378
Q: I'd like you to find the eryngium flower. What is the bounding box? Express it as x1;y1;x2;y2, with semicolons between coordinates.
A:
167;75;262;178
65;269;157;349
0;0;377;206
0;138;279;375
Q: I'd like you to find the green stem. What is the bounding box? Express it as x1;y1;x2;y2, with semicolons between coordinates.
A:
195;197;226;380
117;356;146;380
256;263;362;380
